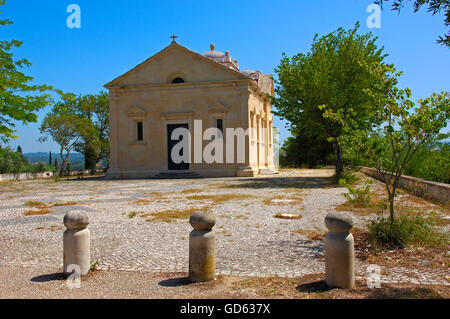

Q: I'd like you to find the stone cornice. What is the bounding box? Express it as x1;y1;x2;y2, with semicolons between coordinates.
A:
108;79;250;94
160;111;195;119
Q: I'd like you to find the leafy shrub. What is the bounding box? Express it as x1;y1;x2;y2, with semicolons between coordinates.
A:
0;146;54;174
367;214;448;249
404;143;450;184
331;170;359;185
339;178;372;208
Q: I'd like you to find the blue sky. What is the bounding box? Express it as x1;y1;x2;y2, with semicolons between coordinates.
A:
2;0;449;153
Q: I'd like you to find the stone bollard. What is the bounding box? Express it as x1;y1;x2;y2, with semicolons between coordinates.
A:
324;212;355;289
189;211;216;282
63;211;90;276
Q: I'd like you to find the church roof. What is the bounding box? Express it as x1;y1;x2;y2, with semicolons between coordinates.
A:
104;41;251;89
202;44;239;71
104;39;272;96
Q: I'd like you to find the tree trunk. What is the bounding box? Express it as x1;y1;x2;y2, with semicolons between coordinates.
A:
389;195;395;223
59;150;70;177
333;141;344;179
389;185;397;223
84;146;97;175
59;148;65;176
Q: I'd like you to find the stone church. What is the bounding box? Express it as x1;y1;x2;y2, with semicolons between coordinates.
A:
105;37;276;178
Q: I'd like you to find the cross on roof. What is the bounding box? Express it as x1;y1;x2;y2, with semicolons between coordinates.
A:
170;34;178;43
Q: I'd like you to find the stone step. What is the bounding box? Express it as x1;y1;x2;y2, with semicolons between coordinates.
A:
151;172;203;179
258;168;278;175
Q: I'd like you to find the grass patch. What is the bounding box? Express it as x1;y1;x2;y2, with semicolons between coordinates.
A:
52;202;77;207
339;179;373;208
180;188;204;194
143;207;209;223
133;200;151;204
367;213;448;249
293;229;325;241
24;201;49;209
228;180;312;190
149;192;164;196
25;201;77;209
24;208;53;216
48;225;64;231
185;193;254;204
128;211;141;218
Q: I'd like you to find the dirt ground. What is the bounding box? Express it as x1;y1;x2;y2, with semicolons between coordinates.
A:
0;264;447;299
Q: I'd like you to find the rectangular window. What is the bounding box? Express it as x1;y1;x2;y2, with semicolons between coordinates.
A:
137;122;143;141
216;119;223;135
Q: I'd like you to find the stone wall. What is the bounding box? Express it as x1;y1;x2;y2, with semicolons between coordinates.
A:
360;167;450;204
0;169;101;181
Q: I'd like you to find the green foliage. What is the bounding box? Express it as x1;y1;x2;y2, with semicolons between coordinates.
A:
339;179;373;208
39;91;110;175
39;92;88;175
279;131;333;168
0;146;54;173
273;23;398;178
331;170;359;185
90;260;99;272
343;91;450;221
0;0;53;143
73;92;110;173
368;213;448;248
404;142;450;184
376;0;449;47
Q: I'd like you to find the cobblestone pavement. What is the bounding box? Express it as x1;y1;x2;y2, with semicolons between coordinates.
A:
0;169;448;286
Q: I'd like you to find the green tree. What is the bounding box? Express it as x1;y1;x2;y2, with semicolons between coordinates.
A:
48;151;52;166
16;145;22;154
0;0;53;143
404;141;450;183
54;157;58;169
376;0;450;46
280;128;333;168
0;145;53;173
73;92;110;174
343;91;449;222
0;145;28;173
39;93;88;176
273;23;398;179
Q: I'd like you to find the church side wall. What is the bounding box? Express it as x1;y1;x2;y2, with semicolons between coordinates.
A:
248;88;275;174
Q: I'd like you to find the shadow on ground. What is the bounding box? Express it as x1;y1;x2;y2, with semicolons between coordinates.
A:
158;277;194;287
296;280;333;293
30;273;66;283
365;286;444;299
224;177;336;190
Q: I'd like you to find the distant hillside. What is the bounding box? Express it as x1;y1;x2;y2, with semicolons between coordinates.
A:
24;152;86;170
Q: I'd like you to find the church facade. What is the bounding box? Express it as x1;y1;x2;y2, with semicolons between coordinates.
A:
105;39;276;178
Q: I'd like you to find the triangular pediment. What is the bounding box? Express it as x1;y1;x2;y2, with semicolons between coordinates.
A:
105;42;250;88
208;101;230;114
127;105;147;117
